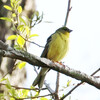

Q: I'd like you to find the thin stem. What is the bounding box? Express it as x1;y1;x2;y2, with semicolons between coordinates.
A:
55;72;60;100
93;76;100;78
60;68;100;100
0;83;46;91
12;93;53;100
64;0;72;26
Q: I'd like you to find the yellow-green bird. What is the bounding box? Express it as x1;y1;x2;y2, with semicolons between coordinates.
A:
33;27;72;88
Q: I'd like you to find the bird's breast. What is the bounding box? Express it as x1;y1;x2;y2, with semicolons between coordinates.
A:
47;33;69;61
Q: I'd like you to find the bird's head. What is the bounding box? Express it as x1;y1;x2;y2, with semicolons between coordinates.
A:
56;27;72;38
57;27;72;33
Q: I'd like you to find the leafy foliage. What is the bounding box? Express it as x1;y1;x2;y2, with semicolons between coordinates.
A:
0;0;44;99
0;78;30;99
7;35;17;40
0;0;42;50
17;62;26;69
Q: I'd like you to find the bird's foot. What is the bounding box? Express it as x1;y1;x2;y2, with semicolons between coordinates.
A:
56;61;66;68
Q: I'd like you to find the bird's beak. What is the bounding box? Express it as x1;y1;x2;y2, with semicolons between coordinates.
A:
69;29;73;32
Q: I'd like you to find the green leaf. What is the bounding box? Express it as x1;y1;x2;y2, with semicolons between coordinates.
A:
10;97;15;100
11;2;14;8
25;26;30;35
17;25;25;32
35;11;39;17
14;45;21;50
0;17;12;22
10;0;15;3
67;80;71;87
6;80;11;89
34;92;39;97
12;13;16;17
9;88;16;97
0;78;7;82
7;35;17;40
16;89;29;98
4;5;12;11
0;93;4;99
19;17;26;25
10;0;16;7
17;25;24;30
18;6;22;14
22;89;29;97
40;97;48;100
17;35;25;48
17;62;26;69
29;34;39;38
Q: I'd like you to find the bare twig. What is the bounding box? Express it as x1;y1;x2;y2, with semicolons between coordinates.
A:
64;0;72;26
25;39;44;48
44;81;55;97
0;83;47;91
60;68;100;100
91;68;100;76
93;76;100;78
12;93;53;100
55;72;60;100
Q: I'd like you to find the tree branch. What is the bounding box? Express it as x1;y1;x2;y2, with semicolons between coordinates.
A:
60;68;100;100
0;40;100;89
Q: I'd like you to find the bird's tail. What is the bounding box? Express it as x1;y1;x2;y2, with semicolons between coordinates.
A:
32;68;49;88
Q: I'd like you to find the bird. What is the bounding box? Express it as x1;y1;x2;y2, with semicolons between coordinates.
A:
32;26;72;88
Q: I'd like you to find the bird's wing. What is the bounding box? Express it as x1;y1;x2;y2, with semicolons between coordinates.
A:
41;33;53;57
